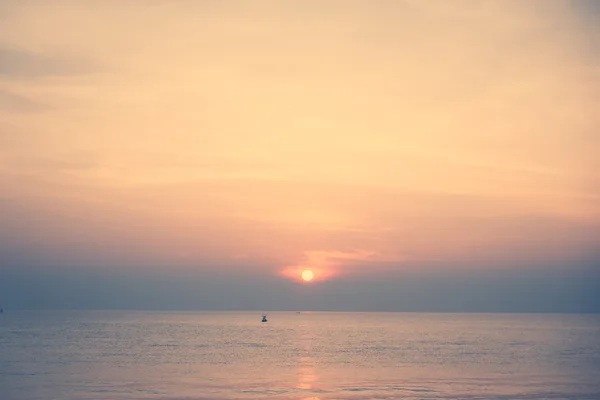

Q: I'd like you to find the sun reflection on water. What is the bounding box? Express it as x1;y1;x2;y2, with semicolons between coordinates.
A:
296;356;317;390
296;326;320;395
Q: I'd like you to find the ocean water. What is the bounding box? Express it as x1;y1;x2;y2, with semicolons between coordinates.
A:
1;311;599;400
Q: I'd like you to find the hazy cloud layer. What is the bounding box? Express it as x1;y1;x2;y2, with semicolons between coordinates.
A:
0;89;49;112
0;48;96;77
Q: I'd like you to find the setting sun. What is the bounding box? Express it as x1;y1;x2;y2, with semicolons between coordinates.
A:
301;270;314;282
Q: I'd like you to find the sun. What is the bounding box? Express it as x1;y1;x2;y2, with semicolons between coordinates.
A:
301;269;314;282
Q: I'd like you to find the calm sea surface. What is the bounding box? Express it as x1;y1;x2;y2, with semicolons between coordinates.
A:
1;311;599;400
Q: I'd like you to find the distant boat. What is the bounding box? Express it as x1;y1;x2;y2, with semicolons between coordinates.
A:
261;314;267;323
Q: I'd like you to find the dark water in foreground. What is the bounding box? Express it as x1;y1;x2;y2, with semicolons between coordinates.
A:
1;311;599;400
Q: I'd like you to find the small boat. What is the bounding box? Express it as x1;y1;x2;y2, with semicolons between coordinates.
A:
261;314;267;323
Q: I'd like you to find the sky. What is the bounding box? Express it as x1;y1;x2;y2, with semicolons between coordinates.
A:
1;0;599;312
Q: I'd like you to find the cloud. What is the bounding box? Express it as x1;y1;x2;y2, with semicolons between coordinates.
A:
280;250;388;281
574;0;600;14
0;89;50;113
0;48;96;78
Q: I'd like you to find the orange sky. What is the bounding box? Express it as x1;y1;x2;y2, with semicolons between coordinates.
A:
1;0;599;283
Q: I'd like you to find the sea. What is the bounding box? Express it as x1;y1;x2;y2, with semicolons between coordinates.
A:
1;311;599;400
